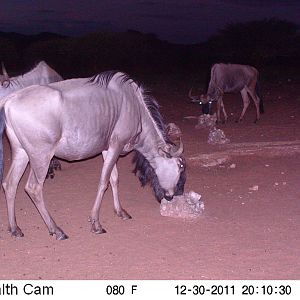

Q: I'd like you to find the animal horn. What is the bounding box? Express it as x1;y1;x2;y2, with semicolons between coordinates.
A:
170;138;184;157
1;62;9;79
188;87;200;102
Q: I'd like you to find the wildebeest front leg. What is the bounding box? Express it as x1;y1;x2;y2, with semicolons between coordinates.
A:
216;97;227;123
25;169;68;240
102;151;132;220
90;147;122;234
2;148;29;238
219;99;228;123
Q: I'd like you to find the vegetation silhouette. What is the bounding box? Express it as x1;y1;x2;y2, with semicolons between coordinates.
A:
0;18;299;85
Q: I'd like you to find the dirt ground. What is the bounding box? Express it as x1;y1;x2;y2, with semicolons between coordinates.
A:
0;81;299;280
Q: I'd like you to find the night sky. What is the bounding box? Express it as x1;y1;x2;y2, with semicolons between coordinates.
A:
1;0;300;44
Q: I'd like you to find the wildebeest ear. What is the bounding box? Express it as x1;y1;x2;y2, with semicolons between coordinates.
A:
2;80;10;88
158;146;172;158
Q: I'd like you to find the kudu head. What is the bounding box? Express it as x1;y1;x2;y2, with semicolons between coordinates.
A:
188;87;213;115
1;62;10;88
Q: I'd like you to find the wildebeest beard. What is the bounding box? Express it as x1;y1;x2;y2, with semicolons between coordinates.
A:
132;151;186;202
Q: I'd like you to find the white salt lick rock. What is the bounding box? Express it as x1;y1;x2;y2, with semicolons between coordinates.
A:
160;191;204;219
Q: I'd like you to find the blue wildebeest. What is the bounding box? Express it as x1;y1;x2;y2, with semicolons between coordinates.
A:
0;71;186;240
189;63;264;123
0;61;63;181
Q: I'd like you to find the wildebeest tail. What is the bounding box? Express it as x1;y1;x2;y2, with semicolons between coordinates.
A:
0;108;5;182
256;79;264;114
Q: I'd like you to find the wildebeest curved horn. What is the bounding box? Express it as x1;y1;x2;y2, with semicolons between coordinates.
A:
170;138;184;157
166;122;182;142
1;62;9;79
188;87;200;102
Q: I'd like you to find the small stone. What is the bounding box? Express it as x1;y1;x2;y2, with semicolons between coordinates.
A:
249;185;259;191
229;163;236;169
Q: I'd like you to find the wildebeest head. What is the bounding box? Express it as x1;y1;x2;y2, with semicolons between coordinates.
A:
188;88;213;115
133;139;186;202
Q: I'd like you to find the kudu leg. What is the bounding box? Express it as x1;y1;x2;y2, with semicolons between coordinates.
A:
90;147;122;234
102;151;131;220
2;149;29;237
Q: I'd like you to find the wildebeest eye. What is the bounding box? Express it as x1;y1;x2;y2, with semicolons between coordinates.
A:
178;158;184;170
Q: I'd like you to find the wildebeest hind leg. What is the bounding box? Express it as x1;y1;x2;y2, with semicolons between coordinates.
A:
102;151;132;220
25;168;68;240
247;88;260;123
2;148;29;238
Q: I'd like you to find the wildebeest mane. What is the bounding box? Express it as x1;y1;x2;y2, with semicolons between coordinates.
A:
88;70;140;90
89;70;167;138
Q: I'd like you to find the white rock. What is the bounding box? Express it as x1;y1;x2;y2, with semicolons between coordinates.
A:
208;128;230;144
195;114;217;129
160;191;204;219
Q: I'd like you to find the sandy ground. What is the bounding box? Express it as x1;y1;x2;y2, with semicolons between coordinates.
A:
0;81;299;280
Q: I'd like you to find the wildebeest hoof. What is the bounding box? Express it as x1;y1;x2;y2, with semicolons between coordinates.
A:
50;227;68;240
56;233;69;240
91;223;106;234
10;226;24;238
115;209;132;220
